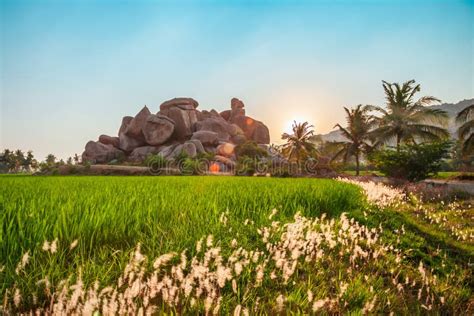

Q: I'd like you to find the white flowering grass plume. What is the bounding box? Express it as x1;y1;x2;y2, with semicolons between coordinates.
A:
337;177;405;208
3;210;463;314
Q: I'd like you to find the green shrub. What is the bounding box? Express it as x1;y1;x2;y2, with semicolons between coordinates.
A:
235;141;268;159
181;158;206;175
370;141;451;181
145;154;168;169
174;150;189;165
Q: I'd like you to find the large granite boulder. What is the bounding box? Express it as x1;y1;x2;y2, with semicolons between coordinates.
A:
119;133;146;152
252;121;270;144
170;142;197;158
231;116;269;144
191;131;219;146
82;141;124;164
230;115;257;139
187;139;205;154
118;116;133;135
160;97;199;111
219;110;231;121
128;146;161;162
160;98;199;141
83;96;270;165
125;106;151;138
157;144;178;159
142;114;175;146
229;97;246;121
98;135;120;148
216;142;236;157
194;117;242;142
118;115;146;152
197;109;220;121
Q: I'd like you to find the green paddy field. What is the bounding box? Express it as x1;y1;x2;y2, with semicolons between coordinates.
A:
1;175;472;314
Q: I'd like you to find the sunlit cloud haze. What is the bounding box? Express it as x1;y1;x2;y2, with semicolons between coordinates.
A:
1;0;473;160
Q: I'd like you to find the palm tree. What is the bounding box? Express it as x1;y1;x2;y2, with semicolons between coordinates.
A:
45;154;56;166
369;80;449;150
281;121;317;164
456;104;474;157
332;105;375;175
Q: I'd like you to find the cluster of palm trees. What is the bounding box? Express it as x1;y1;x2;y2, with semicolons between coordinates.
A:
280;80;473;175
0;149;37;172
1;149;82;173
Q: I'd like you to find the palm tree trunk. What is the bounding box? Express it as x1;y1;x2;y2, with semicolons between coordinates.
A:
355;154;360;176
396;135;401;151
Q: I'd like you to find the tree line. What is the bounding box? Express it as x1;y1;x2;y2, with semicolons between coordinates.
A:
0;150;81;173
278;80;473;179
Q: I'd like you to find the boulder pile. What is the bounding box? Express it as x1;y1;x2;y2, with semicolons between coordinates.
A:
82;97;271;169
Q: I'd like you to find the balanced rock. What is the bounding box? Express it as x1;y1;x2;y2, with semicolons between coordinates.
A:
82;141;124;164
98;135;119;148
231;97;245;109
229;97;246;121
191;131;219;146
142;114;175;146
160;97;199;111
128;146;161;162
125;106;151;138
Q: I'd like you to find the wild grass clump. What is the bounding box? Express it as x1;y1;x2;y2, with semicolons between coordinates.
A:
3;210;467;314
0;176;363;309
0;176;472;314
337;177;405;208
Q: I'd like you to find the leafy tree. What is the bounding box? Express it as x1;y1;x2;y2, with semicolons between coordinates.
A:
332;105;376;175
370;141;451;181
455;104;474;158
369;80;449;150
235;141;268;159
73;153;81;164
2;149;15;172
14;149;25;172
281;121;317;165
45;154;56;166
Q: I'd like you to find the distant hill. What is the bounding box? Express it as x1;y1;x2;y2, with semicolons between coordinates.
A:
317;98;473;142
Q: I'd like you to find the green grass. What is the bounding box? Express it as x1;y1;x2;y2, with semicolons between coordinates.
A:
342;170;474;180
342;170;384;176
0;176;362;294
0;175;472;314
430;171;474;180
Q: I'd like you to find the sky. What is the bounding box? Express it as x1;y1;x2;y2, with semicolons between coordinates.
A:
1;0;473;160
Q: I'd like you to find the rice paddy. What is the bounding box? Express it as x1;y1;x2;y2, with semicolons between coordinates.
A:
0;175;472;314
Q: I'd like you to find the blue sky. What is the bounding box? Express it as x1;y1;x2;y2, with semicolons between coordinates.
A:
1;0;473;160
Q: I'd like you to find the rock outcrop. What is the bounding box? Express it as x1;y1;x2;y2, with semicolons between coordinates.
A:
82;141;124;164
82;97;271;167
142;114;175;146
